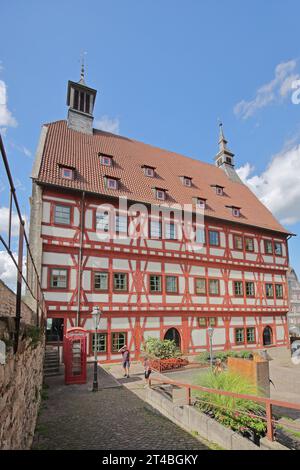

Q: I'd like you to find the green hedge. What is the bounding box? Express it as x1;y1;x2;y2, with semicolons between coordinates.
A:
196;350;253;363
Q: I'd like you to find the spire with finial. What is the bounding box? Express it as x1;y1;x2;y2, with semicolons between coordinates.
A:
218;121;228;152
214;121;236;171
79;51;87;84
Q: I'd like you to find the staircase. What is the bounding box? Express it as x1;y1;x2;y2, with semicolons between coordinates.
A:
44;346;60;377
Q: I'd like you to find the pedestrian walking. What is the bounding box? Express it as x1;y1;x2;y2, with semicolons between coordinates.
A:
143;355;152;386
119;344;130;378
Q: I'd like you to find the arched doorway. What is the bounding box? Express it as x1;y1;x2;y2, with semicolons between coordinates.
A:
263;326;273;346
164;328;181;349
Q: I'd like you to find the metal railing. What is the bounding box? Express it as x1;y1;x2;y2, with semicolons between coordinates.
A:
0;133;47;352
148;375;300;442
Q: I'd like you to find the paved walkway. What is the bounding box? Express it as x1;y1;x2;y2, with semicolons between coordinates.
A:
32;364;209;450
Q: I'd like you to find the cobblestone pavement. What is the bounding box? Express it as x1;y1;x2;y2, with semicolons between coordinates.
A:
32;365;208;450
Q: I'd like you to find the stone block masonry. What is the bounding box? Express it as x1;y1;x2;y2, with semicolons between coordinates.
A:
0;296;44;449
0;279;35;325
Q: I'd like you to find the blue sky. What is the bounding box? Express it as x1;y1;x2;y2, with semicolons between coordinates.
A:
1;0;300;285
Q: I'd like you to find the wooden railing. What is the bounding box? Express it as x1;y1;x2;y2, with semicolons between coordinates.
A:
149;376;300;442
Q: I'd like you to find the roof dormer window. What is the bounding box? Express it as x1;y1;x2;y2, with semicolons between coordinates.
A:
154;188;167;201
142;165;156;177
105;176;119;190
211;185;224;196
226;205;241;217
59;164;75;180
196;198;206;209
181;176;192;187
100;153;113;167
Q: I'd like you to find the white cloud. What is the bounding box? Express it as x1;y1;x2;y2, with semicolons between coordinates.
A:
234;60;300;119
94;115;120;134
0;79;17;128
10;141;32;158
0;250;17;290
0;250;27;292
237;144;300;225
0;206;27;237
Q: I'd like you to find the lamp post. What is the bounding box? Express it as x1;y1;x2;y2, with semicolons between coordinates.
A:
91;306;102;392
207;326;214;370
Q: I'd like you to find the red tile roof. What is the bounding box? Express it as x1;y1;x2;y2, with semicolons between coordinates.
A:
37;120;289;235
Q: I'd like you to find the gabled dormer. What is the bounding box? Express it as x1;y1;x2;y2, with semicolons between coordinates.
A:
66;63;97;135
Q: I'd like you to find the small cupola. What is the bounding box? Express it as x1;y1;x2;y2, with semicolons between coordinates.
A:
214;123;243;184
66;60;97;135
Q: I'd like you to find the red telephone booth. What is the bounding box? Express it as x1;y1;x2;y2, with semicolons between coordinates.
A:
64;328;88;385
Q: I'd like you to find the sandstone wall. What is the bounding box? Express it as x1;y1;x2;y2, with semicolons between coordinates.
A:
0;317;44;449
0;279;35;325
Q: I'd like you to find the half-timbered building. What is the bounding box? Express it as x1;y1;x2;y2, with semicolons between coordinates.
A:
29;71;292;362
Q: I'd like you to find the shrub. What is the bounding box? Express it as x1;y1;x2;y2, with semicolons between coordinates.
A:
196;349;254;363
196;351;210;363
143;337;181;359
193;370;266;439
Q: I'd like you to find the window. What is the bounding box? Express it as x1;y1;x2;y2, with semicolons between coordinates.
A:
234;235;243;250
246;281;255;297
208;317;217;327
101;155;112;166
274;242;283;256
50;269;67;289
198;317;206;327
265;283;274;298
245;237;254;252
166;276;178;293
96;211;109;232
195;228;206;244
264;240;273;254
232;208;240;217
183;177;192;187
111;332;127;352
195;278;206;295
92;333;107;353
150;275;162;293
74;89;91;113
196;198;206;209
150;220;162;239
156;189;166;201
234;281;243;297
54;205;71;225
209;279;219;295
61;167;73;179
94;272;108;291
165;222;176;240
235;328;245;344
115;214;127;234
106;178;118;190
209;230;219;246
215;186;224;196
113;273;127;291
275;284;283;299
143;166;155;177
246;327;255;344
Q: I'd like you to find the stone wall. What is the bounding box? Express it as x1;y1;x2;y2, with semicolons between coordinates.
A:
0;279;35;325
0;317;44;449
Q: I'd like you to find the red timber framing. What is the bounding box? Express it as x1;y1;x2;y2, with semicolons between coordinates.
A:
41;188;290;362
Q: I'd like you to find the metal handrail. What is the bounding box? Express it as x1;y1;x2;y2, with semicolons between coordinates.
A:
0;133;47;352
149;376;300;442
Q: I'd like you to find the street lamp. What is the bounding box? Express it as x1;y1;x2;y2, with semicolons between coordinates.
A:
91;306;102;392
207;326;214;370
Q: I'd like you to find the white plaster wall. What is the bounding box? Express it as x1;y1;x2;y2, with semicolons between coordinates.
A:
163;317;182;326
111;318;130;329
